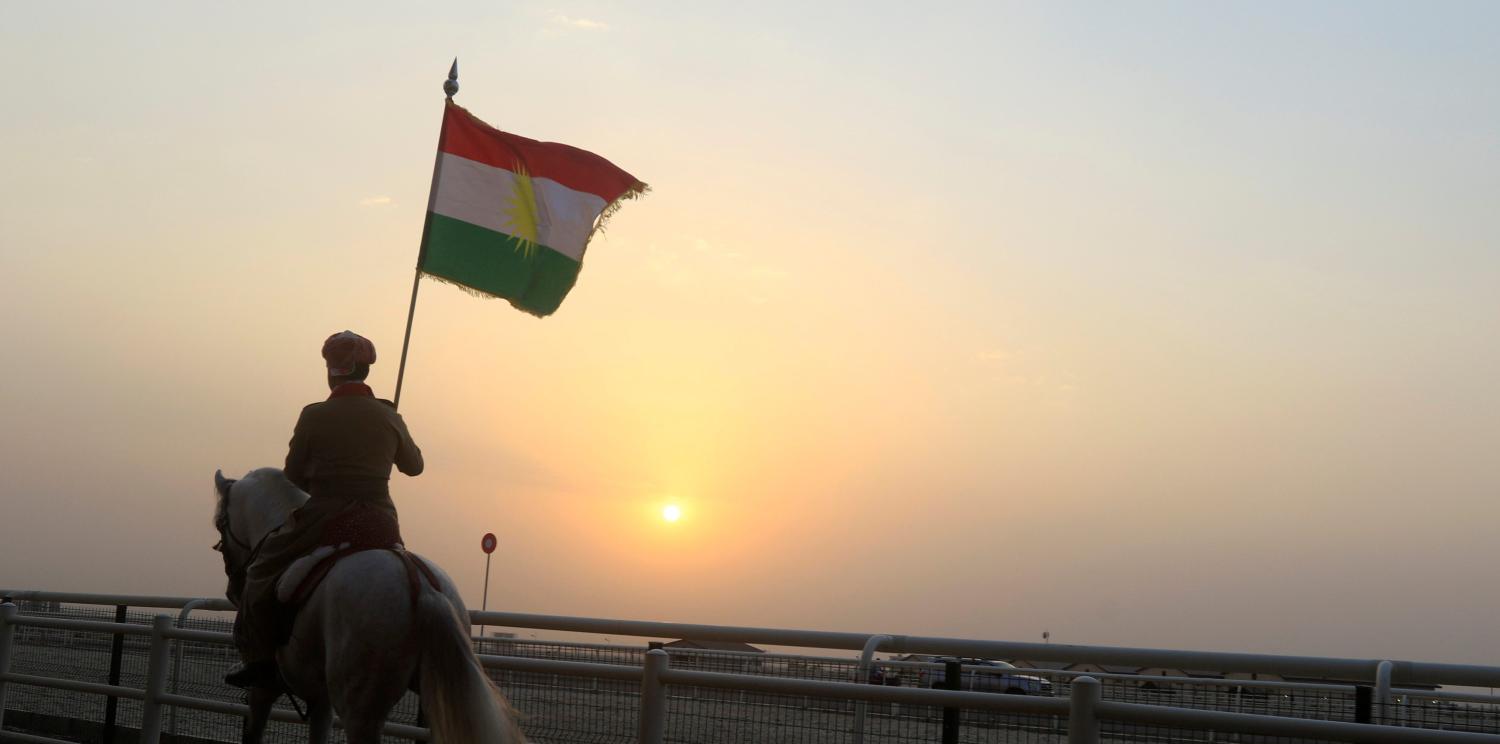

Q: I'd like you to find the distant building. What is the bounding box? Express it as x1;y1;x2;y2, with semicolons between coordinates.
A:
1182;669;1225;679
15;599;61;613
1224;672;1285;682
664;639;765;673
1011;659;1072;671
1137;667;1188;678
664;639;764;653
1068;662;1142;676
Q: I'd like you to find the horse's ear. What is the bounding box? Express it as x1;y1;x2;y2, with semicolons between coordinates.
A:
214;470;236;498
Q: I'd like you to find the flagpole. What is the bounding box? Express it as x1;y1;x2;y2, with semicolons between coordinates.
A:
393;59;460;411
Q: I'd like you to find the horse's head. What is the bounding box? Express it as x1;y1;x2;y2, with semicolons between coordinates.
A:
212;467;308;606
212;469;249;604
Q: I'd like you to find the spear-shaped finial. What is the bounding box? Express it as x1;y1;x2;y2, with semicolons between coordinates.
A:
444;58;459;99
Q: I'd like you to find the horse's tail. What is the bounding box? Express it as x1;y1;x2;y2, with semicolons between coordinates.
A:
416;589;526;743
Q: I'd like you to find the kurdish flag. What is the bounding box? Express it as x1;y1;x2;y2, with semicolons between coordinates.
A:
419;100;647;317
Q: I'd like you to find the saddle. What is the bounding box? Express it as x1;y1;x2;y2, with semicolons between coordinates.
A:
272;505;439;643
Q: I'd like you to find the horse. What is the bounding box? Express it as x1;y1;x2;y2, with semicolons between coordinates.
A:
212;467;526;743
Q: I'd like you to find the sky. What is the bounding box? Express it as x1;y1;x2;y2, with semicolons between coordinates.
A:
1;2;1498;665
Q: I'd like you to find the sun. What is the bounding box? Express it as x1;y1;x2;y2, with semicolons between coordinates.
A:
662;505;682;522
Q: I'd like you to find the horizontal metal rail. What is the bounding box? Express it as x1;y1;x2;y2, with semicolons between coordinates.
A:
0;730;76;744
0;591;233;612
155;693;281;720
8;604;1500;744
470;609;1500;689
161;626;230;644
662;667;1072;714
8;589;1500;688
477;654;644;682
1396;687;1500;705
473;610;875;648
473;636;629;652
0;672;142;700
7;615;155;637
1098;699;1500;743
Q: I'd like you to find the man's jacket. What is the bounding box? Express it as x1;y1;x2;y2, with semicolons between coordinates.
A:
284;383;423;514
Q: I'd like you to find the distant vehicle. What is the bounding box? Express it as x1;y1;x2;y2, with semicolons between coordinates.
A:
919;657;1054;696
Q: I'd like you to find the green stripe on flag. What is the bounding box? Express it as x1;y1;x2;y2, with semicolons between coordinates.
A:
420;212;582;317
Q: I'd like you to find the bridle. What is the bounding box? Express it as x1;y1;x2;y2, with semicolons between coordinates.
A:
214;502;255;555
213;481;280;603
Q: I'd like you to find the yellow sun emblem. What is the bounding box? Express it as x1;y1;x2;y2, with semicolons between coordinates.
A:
502;163;541;259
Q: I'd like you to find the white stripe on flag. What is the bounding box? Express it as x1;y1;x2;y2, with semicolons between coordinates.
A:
430;153;608;261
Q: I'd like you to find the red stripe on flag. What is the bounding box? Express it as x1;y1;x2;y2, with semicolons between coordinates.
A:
439;101;642;202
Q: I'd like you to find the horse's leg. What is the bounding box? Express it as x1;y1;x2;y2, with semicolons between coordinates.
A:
327;644;412;744
306;700;333;744
242;687;277;744
325;605;416;743
340;716;385;744
331;673;412;744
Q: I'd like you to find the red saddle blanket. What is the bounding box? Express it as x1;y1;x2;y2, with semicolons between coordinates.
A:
282;505;433;613
319;502;403;550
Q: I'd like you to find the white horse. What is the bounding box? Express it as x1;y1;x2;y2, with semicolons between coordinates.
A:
213;467;525;744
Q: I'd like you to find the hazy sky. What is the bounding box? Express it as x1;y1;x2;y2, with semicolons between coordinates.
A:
2;2;1497;664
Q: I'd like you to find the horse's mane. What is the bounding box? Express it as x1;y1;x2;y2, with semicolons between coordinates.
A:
214;487;228;530
215;467;307;529
242;466;303;496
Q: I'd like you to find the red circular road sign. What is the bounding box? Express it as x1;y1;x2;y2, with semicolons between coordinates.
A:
481;533;497;554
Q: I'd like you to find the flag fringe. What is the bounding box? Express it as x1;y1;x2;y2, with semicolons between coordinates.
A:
421;272;499;301
420;272;551;318
586;181;650;249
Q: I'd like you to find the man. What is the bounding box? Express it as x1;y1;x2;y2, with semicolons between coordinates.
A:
225;330;424;689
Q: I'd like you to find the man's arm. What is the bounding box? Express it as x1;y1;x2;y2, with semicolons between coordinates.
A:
392;414;424;477
283;406;315;491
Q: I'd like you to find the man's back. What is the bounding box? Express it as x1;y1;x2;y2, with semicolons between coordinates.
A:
285;388;423;504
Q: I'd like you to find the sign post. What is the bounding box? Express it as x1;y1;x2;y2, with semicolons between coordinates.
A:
479;532;497;639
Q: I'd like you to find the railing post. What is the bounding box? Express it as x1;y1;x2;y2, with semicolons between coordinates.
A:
1375;660;1393;705
941;659;961;744
169;598;214;735
639;648;668;744
103;604;128;743
851;634;891;744
1069;675;1101;744
138;615;173;744
169;606;186;736
1374;659;1394;725
0;602;17;730
1354;684;1372;724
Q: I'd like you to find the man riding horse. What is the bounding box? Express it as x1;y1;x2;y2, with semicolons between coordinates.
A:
225;330;425;689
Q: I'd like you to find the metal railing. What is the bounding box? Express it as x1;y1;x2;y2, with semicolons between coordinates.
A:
467;608;1500;689
4;589;1500;744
